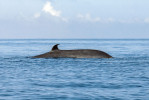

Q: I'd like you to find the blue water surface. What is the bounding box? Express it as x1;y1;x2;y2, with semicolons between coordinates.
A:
0;39;149;100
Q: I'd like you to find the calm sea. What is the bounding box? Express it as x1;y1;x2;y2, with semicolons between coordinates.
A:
0;39;149;100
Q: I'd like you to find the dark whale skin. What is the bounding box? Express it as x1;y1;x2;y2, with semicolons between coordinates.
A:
33;49;112;58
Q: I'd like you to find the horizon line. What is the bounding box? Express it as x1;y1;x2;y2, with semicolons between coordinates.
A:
0;38;149;40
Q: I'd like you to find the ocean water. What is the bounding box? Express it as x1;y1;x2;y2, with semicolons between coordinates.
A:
0;39;149;100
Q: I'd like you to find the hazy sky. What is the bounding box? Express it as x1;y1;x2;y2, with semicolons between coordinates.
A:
0;0;149;39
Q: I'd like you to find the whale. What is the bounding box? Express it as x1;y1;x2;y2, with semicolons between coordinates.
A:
33;44;112;58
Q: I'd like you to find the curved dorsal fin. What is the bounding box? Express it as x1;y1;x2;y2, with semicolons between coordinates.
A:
51;44;59;51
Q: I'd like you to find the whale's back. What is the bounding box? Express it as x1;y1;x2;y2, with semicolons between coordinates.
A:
34;49;112;58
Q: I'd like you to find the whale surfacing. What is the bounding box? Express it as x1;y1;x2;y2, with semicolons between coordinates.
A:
33;44;112;58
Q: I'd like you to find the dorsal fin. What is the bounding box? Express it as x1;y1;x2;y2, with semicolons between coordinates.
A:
51;44;59;51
